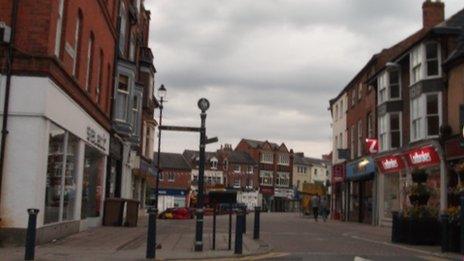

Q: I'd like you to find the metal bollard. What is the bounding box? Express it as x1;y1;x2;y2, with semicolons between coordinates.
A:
212;206;217;250
441;214;449;253
460;195;464;254
25;208;39;260
242;206;247;234
195;208;204;252
228;204;232;250
146;207;158;259
234;209;244;254
253;206;261;240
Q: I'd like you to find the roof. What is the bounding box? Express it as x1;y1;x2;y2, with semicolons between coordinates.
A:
242;139;279;149
226;151;256;165
293;155;312;166
444;28;464;66
182;150;218;162
153;152;191;170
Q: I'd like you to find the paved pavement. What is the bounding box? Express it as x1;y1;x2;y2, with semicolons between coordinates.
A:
1;212;463;260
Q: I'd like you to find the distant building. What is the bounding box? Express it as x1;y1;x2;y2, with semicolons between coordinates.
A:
217;144;258;190
182;150;224;193
153;152;191;212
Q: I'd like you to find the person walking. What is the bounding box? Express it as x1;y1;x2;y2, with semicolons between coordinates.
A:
320;196;328;222
311;195;320;221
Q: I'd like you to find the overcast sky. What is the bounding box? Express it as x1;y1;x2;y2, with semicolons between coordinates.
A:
146;0;462;158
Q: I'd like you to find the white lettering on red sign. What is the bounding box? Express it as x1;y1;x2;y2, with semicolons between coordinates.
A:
410;151;432;165
382;158;399;170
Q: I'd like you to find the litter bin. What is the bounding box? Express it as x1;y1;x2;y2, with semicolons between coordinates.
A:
125;199;140;227
103;198;125;226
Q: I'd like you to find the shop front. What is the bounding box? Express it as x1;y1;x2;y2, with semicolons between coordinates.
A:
375;154;406;226
331;163;345;220
0;76;110;244
273;188;294;212
260;187;273;212
445;137;464;207
346;157;376;224
157;189;189;212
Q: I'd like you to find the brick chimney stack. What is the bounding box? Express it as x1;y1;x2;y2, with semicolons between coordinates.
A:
422;0;445;28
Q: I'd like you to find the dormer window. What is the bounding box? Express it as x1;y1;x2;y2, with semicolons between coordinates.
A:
210;159;218;169
233;165;240;173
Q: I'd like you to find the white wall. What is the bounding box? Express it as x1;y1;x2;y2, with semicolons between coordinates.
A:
331;93;347;165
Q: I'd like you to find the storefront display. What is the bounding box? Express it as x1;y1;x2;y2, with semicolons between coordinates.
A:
81;145;105;219
331;163;345;220
346;157;375;224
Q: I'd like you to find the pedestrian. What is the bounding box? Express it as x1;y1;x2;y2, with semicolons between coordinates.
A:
320;196;328;222
311;195;320;221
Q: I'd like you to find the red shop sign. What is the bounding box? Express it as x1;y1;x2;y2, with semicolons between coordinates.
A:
404;146;440;168
332;164;345;183
365;138;379;154
376;155;405;174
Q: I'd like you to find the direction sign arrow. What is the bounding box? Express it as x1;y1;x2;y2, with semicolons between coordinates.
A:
159;125;201;132
205;137;218;144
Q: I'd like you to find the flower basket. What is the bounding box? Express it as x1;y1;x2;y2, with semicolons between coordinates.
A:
411;169;428;183
409;194;430;206
448;193;460;207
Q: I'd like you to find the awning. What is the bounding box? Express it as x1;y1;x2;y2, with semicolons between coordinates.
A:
346;157;375;181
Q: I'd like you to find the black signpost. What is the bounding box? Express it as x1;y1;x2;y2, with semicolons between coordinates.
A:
156;98;217;253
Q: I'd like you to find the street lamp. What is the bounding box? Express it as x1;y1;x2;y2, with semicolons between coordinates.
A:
146;84;167;259
194;98;209;252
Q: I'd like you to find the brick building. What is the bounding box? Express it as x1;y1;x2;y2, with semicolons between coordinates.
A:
235;139;293;212
182;150;224;195
216;144;258;190
0;0;117;243
153;152;191;212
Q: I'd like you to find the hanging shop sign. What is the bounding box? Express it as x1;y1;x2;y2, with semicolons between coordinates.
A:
404;146;440;168
365;138;379;154
376;155;405;174
346;157;375;181
332;163;345;183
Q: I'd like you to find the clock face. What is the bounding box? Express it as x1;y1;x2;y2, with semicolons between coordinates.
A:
198;98;210;111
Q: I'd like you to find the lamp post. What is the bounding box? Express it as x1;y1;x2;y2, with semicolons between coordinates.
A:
146;84;167;259
195;98;210;252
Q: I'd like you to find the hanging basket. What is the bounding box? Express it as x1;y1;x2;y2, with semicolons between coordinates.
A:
409;194;430;206
411;169;428;183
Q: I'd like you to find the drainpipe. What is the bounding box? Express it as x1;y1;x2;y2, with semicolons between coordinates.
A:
0;0;19;221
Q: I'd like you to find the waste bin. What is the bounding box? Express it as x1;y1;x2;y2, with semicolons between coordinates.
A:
125;199;140;227
103;198;125;226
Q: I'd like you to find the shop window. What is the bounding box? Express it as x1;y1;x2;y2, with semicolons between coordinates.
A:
44;123;80;224
383;173;400;218
81;145;105;219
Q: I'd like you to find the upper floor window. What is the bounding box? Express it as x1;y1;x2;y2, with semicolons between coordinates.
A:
378;72;387;104
357;120;363;157
85;34;94;92
410;42;441;85
260;152;273;163
233;164;240;173
210;159;218;169
278;154;289;165
367;112;374;138
339;133;343;148
119;3;128;55
425;42;439;77
223;160;228;171
260;171;273;186
132;87;143;137
115;75;129;121
358;83;363;101
247;166;253;174
334;104;338;120
54;0;65;57
72;12;83;77
411;47;422;84
96;50;104;103
340;100;344;118
351;89;356;107
275;172;289;187
350;125;356;159
379;113;401;152
168;172;175;182
410;93;442;141
378;70;401;105
129;32;136;61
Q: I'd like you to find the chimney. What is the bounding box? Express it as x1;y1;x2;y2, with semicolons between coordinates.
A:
422;0;445;28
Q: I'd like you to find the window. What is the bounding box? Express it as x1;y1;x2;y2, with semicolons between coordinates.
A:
168;173;175;182
223;160;228;171
378;72;387;104
278;154;289;165
358;83;363;100
410;93;441;141
379;115;387;151
389;70;400;99
247;166;253;174
210;159;218;169
260;152;273;163
85;34;94;91
129;33;136;61
44;124;79;224
350;125;355;159
115;75;129;121
96;50;104;103
314;169;318;175
425;42;439;77
390;113;401;149
81;144;105;219
339;133;343;148
260;171;273;186
334;104;338;120
131;94;139;130
351;89;356;106
367;112;374;138
72;13;82;76
234;179;241;188
334;135;338;149
411;47;422;84
119;3;127;55
357;120;363;157
159;172;163;181
54;0;65;57
275;172;289;187
426;93;440;136
233;164;240;173
340;100;344;118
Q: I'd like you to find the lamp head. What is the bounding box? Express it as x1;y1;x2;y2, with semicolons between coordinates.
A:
197;98;210;112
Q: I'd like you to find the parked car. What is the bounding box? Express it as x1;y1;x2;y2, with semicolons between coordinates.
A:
158;207;194;219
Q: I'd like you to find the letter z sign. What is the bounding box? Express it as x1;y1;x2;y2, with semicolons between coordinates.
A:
365;138;379;154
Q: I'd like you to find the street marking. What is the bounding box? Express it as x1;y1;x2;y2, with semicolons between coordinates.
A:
354;257;372;261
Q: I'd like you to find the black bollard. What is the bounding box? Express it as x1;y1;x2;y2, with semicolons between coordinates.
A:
441;214;449;253
228;203;232;250
25;208;39;260
146;207;157;259
234;209;244;254
242;206;247;234
254;206;261;240
212;206;217;250
460;195;464;254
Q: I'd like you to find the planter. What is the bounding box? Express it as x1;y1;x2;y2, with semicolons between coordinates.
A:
448;193;460;207
412;170;428;183
448;222;461;253
409;194;430;206
391;216;439;245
